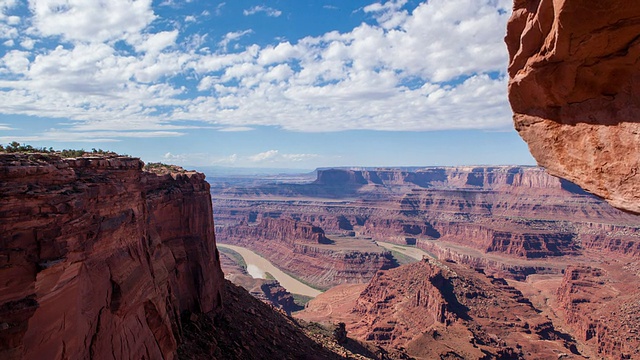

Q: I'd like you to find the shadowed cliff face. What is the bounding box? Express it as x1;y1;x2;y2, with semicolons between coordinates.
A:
0;154;224;360
506;0;640;213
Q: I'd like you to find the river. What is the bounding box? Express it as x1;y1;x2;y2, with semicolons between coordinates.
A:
217;244;322;297
376;241;433;260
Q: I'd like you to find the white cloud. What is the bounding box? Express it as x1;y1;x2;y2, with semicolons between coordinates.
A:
214;3;224;16
0;0;17;17
218;29;252;50
248;149;279;162
1;50;30;73
0;130;184;143
133;30;179;55
20;37;34;49
28;0;156;43
0;0;515;139
243;5;281;17
247;150;319;163
217;126;253;132
364;0;408;29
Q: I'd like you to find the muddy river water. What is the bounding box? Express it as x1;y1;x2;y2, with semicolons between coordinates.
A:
217;244;322;297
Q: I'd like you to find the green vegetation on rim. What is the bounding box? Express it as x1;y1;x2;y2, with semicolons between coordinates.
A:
389;250;419;266
264;272;276;281
247;248;328;292
218;246;247;270
0;141;122;158
143;162;187;173
292;294;314;309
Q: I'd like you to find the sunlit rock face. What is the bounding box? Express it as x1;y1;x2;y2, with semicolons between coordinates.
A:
506;0;640;214
0;154;224;360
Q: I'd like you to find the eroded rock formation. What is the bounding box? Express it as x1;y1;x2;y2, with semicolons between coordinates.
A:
217;217;395;289
348;259;580;359
213;167;640;276
0;154;224;359
506;0;640;214
557;265;640;358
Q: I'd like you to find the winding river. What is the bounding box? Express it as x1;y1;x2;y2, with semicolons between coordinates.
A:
217;244;322;297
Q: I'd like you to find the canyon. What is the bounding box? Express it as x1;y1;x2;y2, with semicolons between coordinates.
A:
2;1;640;358
212;166;640;358
2;157;638;359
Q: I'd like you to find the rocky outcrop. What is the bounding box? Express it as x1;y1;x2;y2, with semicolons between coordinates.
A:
0;154;224;360
315;166;579;190
557;266;640;359
434;221;578;258
219;252;301;314
506;0;640;214
213;166;640;262
349;259;580;359
418;240;562;280
220;217;329;244
217;218;395;289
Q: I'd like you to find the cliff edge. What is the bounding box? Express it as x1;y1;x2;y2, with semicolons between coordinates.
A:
506;0;640;213
0;154;224;359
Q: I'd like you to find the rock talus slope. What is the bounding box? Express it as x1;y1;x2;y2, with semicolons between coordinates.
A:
506;0;640;213
0;154;224;360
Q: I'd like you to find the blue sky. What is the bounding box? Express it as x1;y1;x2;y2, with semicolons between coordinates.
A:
0;0;535;169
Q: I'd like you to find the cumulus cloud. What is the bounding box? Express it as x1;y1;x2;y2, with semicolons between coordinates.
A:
219;29;253;51
248;150;319;163
0;130;184;143
28;0;156;43
0;0;514;140
243;5;281;17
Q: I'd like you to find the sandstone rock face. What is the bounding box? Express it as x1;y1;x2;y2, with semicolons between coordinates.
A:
217;217;395;289
213;167;640;271
349;259;580;359
557;265;640;359
0;154;224;360
506;0;640;214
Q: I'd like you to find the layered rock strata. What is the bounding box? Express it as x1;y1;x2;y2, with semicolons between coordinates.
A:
213;167;640;272
506;0;640;214
217;217;395;289
349;259;580;359
0;154;224;359
557;265;640;359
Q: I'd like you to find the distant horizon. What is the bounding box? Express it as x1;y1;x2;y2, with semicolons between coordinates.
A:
192;163;541;176
0;1;535;169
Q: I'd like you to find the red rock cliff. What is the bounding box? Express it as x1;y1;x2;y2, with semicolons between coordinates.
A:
506;0;640;213
556;266;639;358
0;154;224;360
217;217;395;289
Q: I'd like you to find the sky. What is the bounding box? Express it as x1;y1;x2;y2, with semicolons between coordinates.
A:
0;0;536;169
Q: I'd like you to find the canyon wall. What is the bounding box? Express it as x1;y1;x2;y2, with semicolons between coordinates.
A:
0;154;224;359
214;167;640;264
556;266;639;358
349;259;579;359
506;0;640;214
315;166;573;190
217;217;395;289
